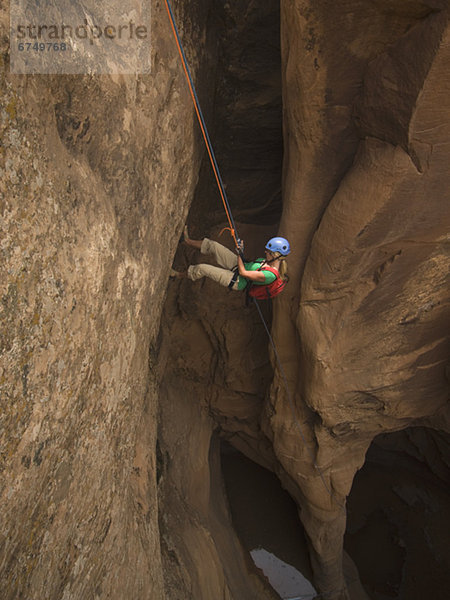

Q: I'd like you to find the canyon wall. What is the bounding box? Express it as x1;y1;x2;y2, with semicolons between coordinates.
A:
1;1;449;599
272;0;450;597
0;1;211;597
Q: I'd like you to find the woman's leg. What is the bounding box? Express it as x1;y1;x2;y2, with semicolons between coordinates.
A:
183;227;202;250
184;227;237;270
199;238;238;270
187;264;239;290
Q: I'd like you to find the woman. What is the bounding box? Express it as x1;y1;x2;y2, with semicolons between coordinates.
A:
172;228;290;298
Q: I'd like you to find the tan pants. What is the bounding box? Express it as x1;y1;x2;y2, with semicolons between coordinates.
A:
187;238;239;290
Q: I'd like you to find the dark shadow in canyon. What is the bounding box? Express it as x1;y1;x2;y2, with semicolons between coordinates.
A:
345;427;450;600
220;441;314;598
187;0;283;237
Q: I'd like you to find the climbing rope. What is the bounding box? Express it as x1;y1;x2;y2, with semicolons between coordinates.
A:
164;0;240;249
164;0;345;512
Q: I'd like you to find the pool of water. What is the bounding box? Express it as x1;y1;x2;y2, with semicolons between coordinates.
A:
220;442;316;599
250;547;317;599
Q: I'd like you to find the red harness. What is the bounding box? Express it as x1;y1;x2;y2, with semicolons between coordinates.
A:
248;264;286;300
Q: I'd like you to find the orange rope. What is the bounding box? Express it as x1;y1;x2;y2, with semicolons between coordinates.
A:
164;0;239;248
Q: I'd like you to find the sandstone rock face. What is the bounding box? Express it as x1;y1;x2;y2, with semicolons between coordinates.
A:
0;2;208;598
272;0;450;597
1;1;449;599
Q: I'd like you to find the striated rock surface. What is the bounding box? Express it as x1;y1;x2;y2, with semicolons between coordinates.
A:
271;0;450;597
0;1;209;598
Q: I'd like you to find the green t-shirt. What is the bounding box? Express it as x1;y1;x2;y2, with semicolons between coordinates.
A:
236;259;277;291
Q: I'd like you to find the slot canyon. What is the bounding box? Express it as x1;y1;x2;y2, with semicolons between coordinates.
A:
1;1;449;599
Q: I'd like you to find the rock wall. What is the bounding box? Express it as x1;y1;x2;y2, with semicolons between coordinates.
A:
0;1;211;598
1;0;449;599
272;0;450;597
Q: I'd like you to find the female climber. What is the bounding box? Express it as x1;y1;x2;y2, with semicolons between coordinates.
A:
172;228;290;299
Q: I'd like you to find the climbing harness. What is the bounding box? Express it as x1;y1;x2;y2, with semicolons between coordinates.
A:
228;267;239;290
164;0;345;512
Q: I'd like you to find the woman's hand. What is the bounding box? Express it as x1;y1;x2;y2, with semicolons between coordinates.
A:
236;239;245;256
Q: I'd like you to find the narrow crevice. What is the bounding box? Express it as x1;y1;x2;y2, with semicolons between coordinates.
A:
187;0;283;234
220;441;316;599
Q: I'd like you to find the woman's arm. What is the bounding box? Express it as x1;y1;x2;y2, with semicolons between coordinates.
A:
237;254;266;282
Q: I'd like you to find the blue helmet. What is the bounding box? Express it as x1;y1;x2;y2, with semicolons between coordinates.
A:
265;236;290;256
